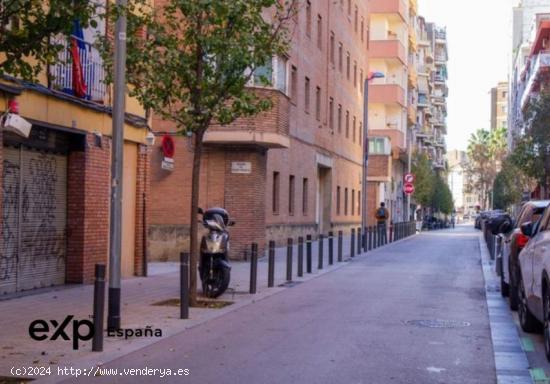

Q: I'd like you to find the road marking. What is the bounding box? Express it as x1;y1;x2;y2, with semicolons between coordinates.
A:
521;337;535;352
426;367;446;373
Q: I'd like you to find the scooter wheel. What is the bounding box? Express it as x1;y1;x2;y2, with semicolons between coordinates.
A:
203;268;231;298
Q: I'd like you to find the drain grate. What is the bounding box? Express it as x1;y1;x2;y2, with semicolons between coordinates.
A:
405;319;471;328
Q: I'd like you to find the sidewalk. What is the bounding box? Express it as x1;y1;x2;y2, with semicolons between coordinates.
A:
0;235;374;381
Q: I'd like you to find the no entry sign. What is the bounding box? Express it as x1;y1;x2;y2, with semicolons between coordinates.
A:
404;183;415;195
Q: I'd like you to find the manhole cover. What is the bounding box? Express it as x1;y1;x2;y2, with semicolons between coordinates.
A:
405;319;471;328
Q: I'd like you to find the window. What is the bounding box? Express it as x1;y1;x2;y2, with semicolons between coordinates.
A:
353;61;357;87
359;121;363;143
344;188;349;215
273;172;280;214
329;97;334;130
290;65;298;103
351;189;355;215
252;56;287;93
254;59;273;87
360;69;364;93
306;1;311;37
303;178;309;215
346;52;350;80
352;116;356;142
275;57;288;93
369;137;391;155
330;32;335;64
315;86;321;121
305;77;310;113
358;191;361;216
289;175;295;215
354;6;358;32
361;18;364;41
337;186;341;215
345;110;350;138
337;104;342;132
338;43;343;72
347;0;351;16
317;15;323;50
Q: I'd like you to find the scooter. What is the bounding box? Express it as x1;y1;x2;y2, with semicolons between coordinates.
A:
198;207;234;298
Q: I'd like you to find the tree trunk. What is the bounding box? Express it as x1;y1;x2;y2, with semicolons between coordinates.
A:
189;128;206;306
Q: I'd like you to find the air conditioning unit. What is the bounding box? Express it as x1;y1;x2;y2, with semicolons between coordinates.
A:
2;113;32;138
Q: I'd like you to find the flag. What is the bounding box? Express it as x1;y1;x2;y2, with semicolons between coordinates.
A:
70;37;87;98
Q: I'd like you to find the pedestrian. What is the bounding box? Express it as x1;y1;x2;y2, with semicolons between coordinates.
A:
375;202;389;244
451;210;456;229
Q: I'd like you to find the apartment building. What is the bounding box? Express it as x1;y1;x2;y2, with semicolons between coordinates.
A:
447;150;476;217
490;81;508;131
509;1;550;148
149;0;369;260
0;7;151;295
413;18;448;172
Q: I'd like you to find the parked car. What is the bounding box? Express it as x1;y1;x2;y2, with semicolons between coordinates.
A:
516;206;550;361
476;210;504;230
499;201;550;310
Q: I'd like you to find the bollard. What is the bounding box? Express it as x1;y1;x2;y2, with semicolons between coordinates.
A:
318;234;324;270
286;238;293;282
306;235;313;273
268;241;275;288
368;226;372;250
350;228;355;257
250;243;258;294
389;222;394;243
372;226;377;249
357;227;362;255
180;252;189;319
337;231;343;262
363;227;368;253
328;231;334;265
298;237;304;277
92;264;106;352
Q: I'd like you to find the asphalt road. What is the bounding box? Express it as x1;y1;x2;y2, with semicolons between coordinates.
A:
81;226;496;384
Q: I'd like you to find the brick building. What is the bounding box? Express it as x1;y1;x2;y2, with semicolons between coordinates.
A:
0;10;150;296
148;0;369;260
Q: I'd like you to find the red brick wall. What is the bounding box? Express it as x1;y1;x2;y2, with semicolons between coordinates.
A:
66;134;110;283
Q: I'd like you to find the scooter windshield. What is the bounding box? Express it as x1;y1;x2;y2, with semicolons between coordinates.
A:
205;214;226;232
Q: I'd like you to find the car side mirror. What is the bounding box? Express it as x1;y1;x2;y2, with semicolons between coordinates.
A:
228;220;236;226
520;222;533;237
198;207;204;215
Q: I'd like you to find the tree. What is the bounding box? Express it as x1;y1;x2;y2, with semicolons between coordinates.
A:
101;0;298;304
0;0;96;81
431;173;453;215
411;152;434;208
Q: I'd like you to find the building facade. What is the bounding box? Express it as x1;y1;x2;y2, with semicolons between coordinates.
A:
148;0;369;261
446;150;475;217
0;9;150;295
490;81;508;131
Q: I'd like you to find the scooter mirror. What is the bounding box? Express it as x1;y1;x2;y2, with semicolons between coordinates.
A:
228;220;236;226
198;207;204;215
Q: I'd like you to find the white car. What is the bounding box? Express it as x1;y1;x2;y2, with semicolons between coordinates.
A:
517;206;550;361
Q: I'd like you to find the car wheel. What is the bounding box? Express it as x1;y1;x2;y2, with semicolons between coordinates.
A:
544;283;550;361
501;270;509;297
509;266;519;310
518;271;539;333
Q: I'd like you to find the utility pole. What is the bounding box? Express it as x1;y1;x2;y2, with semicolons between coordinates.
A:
108;0;127;331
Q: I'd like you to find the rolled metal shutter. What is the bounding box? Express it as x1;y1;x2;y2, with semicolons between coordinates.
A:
1;147;21;295
18;149;67;291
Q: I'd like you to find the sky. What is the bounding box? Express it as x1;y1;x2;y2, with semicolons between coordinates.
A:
419;0;519;151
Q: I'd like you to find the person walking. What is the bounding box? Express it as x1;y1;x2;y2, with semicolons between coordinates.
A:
375;202;389;244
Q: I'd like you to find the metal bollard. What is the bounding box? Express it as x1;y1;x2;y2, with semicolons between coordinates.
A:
337;231;343;262
250;243;258;294
357;227;362;255
306;235;313;273
368;226;372;250
350;228;355;257
372;226;377;249
389;222;394;243
363;227;368;253
318;234;324;270
92;264;106;352
286;238;293;282
180;252;189;319
328;231;334;265
298;237;304;277
268;241;275;288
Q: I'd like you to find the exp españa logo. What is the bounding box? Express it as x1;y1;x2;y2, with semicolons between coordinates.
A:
29;315;162;350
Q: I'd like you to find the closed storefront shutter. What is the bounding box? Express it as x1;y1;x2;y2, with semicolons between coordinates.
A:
1;146;67;294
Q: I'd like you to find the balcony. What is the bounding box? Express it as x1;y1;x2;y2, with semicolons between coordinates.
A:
49;36;106;102
205;88;290;149
408;105;417;125
408;66;417;88
410;0;418;15
369;84;406;107
369;40;407;65
418;93;429;107
521;52;550;110
435;29;447;43
409;24;417;53
369;0;408;22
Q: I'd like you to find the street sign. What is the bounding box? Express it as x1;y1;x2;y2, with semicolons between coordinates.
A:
404;183;415;195
404;173;415;184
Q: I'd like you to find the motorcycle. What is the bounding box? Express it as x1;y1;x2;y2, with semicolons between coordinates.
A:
198;207;234;298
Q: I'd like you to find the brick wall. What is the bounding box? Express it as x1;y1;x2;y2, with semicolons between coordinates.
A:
66;134;110;283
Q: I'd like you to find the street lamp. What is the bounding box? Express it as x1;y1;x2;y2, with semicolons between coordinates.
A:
362;71;385;252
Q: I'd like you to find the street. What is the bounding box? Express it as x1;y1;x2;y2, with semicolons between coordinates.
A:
79;226;497;384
